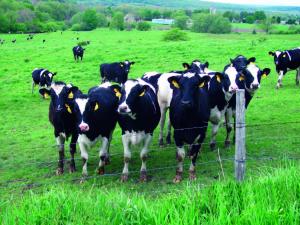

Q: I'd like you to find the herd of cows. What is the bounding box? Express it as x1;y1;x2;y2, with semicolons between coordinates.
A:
31;45;300;182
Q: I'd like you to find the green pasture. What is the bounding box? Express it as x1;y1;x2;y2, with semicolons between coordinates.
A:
0;29;300;224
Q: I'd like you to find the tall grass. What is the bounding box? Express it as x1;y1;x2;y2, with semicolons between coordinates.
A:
1;165;300;225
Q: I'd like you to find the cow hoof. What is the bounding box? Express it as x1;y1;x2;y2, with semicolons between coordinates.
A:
80;176;87;184
69;166;76;173
159;139;164;147
104;157;110;165
56;168;64;175
120;174;128;182
210;142;216;151
189;170;197;181
224;140;231;149
97;167;105;175
173;171;183;183
140;171;147;182
166;135;171;145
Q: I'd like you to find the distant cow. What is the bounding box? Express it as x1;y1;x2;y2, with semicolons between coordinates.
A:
100;60;135;84
12;39;16;43
225;57;271;142
32;68;57;97
73;46;85;61
118;79;160;182
74;82;121;178
269;48;300;88
43;39;46;43
168;72;210;182
46;82;82;175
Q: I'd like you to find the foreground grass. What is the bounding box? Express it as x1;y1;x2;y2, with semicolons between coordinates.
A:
1;164;300;225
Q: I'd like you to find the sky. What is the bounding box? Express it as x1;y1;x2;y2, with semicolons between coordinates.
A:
204;0;300;6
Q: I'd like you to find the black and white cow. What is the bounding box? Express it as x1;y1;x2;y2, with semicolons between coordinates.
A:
269;48;300;88
225;58;271;142
32;68;57;97
47;82;82;175
208;66;239;150
168;72;211;182
100;60;135;84
74;82;121;177
118;79;160;182
72;46;85;61
142;60;212;147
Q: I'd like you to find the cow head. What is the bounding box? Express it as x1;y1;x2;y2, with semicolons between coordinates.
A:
49;82;80;114
118;79;152;117
120;60;135;74
239;61;271;94
182;60;209;74
230;55;253;72
269;51;289;73
168;72;210;110
41;71;57;87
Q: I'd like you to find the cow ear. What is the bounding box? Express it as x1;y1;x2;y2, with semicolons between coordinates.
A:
130;61;135;65
247;57;256;64
204;61;209;68
215;72;223;83
53;72;57;76
261;68;271;78
168;76;180;89
182;63;190;69
39;88;51;99
111;85;122;99
230;58;234;63
67;86;78;99
139;85;149;97
268;51;275;56
199;75;210;88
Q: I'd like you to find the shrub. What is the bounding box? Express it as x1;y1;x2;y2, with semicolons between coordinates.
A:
162;28;189;41
173;15;189;30
71;23;82;31
137;21;151;31
125;22;136;31
110;12;124;31
192;14;231;34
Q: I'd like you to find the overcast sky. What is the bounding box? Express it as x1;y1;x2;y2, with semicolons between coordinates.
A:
205;0;300;6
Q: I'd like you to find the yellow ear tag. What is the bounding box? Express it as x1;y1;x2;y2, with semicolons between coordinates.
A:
65;104;72;114
239;75;245;81
114;88;121;99
94;102;99;111
172;80;180;89
120;64;124;67
44;93;49;98
262;74;267;78
139;90;145;97
216;75;221;83
199;82;205;88
283;54;286;58
68;91;74;99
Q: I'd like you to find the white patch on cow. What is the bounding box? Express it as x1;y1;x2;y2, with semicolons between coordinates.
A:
51;83;65;96
137;78;156;93
99;82;114;88
66;84;72;88
224;66;239;94
39;69;46;77
247;64;260;87
48;73;53;79
192;61;201;68
75;98;88;115
143;71;160;79
275;51;281;57
124;61;129;65
76;46;80;51
183;72;195;78
78;133;103;148
123;130;147;146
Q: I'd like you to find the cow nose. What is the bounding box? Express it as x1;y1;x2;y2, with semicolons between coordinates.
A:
229;85;238;93
56;105;63;112
252;84;259;90
79;123;89;132
181;100;192;107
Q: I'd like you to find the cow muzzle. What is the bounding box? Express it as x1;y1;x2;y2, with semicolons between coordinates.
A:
181;100;192;108
251;84;259;90
79;123;89;132
118;105;131;114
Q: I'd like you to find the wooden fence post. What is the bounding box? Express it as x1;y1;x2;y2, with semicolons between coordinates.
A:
235;89;246;181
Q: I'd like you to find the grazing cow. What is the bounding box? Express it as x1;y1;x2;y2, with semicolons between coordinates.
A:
32;68;57;97
100;60;135;84
118;79;160;182
269;48;300;88
72;46;85;62
208;67;239;150
225;58;271;142
46;82;82;175
142;60;212;147
168;72;211;182
74;82;121;177
12;39;16;43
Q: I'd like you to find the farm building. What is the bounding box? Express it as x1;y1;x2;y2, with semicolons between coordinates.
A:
151;19;174;25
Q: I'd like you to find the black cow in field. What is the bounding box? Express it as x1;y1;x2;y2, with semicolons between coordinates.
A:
46;82;82;175
167;72;210;182
43;39;46;43
118;79;161;182
12;39;16;43
73;46;85;62
100;60;135;84
225;56;271;142
269;48;300;88
74;82;121;178
32;68;57;97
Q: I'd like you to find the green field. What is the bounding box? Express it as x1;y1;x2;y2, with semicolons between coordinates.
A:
1;29;300;224
231;22;292;32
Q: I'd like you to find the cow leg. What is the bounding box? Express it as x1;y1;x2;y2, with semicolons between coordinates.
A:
56;135;65;175
140;134;152;182
79;142;89;177
105;132;113;165
173;146;185;183
210;122;219;151
296;68;300;86
276;71;284;89
97;137;109;175
166;117;172;145
158;106;167;147
225;108;233;148
69;133;77;173
121;134;131;182
31;81;35;94
189;144;201;181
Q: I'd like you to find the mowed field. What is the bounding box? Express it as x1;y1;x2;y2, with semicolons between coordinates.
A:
1;29;300;224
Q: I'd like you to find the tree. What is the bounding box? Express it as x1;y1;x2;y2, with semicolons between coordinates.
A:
97;13;108;27
192;14;231;34
245;15;255;24
260;18;274;34
110;12;124;30
82;9;98;31
137;21;151;31
174;15;188;30
254;11;266;21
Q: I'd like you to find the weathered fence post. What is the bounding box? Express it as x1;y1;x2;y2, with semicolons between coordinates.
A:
235;89;246;181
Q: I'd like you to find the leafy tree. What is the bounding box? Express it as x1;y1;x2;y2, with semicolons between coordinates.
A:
110;12;124;30
192;14;231;34
245;15;255;24
137;21;151;31
97;13;108;27
254;11;266;21
82;9;98;31
174;15;189;30
260;18;274;34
